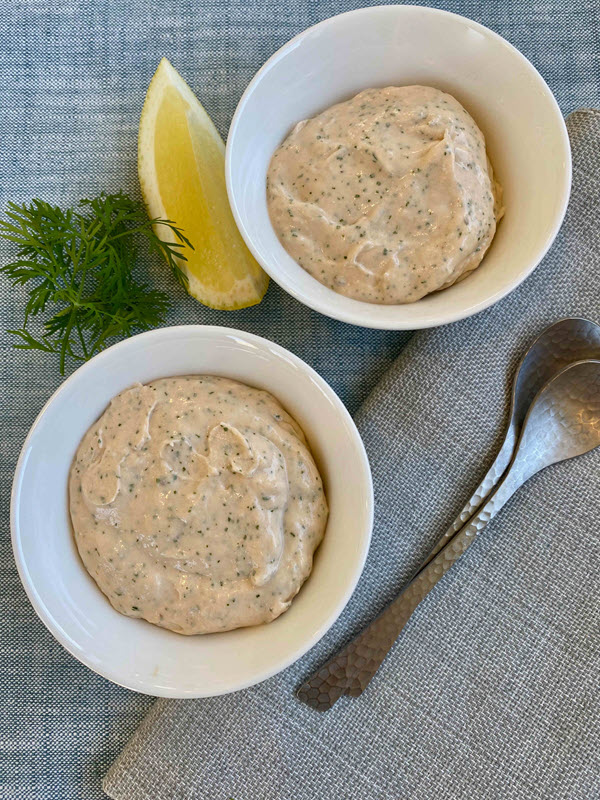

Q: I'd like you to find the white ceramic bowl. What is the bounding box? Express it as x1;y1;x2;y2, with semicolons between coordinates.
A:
226;5;571;329
11;327;373;697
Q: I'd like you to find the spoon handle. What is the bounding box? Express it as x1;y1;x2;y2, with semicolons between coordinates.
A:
419;427;518;570
297;475;520;711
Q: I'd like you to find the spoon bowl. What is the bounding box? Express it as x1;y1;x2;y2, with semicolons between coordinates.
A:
515;358;600;478
423;318;600;565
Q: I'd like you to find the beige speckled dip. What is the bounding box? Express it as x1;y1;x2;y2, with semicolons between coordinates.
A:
267;85;503;304
69;376;328;635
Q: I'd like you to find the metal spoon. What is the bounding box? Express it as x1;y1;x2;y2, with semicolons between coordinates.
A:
421;318;600;570
298;358;600;711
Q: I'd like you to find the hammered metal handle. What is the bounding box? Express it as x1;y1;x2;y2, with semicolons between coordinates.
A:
297;477;517;711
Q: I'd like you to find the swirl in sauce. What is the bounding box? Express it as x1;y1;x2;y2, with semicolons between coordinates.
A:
69;376;328;634
267;86;503;304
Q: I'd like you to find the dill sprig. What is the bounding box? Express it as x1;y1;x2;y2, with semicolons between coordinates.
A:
0;191;193;373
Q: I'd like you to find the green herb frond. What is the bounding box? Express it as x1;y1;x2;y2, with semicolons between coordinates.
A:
0;191;193;373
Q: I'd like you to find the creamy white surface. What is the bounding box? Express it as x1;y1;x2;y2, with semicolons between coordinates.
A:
69;376;328;635
267;85;503;304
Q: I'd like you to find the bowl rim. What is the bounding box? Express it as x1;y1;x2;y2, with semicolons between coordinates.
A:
11;325;374;697
225;3;572;331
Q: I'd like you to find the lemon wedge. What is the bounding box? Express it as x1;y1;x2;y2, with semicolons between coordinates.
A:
138;58;268;310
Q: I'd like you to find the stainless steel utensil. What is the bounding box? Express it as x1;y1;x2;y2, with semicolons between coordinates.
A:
298;357;600;711
421;318;600;569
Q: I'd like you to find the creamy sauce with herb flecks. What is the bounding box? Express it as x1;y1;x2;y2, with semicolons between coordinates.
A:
267;86;503;304
69;376;328;635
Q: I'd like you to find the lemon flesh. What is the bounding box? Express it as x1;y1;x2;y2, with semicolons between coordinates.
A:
138;58;268;310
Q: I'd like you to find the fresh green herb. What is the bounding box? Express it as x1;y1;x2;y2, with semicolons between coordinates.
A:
0;191;193;373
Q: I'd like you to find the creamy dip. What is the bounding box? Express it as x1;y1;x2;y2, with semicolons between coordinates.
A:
69;376;328;635
267;85;503;304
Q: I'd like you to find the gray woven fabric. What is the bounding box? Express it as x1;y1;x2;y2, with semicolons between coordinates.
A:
104;110;600;800
1;1;598;799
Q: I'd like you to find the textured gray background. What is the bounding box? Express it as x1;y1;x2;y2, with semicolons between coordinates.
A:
104;110;600;800
0;1;598;799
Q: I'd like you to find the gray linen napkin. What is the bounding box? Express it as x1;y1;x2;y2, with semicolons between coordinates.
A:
104;110;600;800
